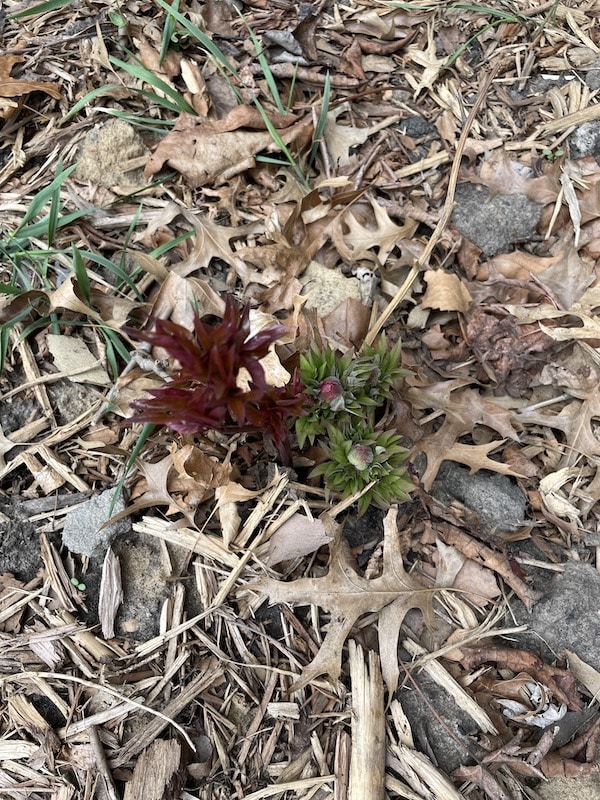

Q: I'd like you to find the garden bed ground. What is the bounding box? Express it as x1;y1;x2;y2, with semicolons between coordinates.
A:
2;1;600;798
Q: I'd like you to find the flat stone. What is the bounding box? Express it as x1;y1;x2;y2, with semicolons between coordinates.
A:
62;489;129;558
451;182;542;257
300;262;363;316
431;461;527;533
513;562;600;671
74;118;150;188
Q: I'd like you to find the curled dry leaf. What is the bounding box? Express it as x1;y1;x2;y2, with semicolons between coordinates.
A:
111;445;233;527
421;269;473;314
323;105;400;167
476;251;562;282
170;444;233;510
0;55;61;119
476;149;559;205
434;540;500;607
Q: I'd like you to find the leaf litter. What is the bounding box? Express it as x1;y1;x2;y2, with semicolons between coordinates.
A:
2;0;600;798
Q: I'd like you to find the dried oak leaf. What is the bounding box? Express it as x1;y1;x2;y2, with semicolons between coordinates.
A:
250;507;435;693
339;198;418;265
406;382;521;490
145;107;312;187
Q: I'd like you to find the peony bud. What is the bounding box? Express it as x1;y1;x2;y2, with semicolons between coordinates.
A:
347;444;374;471
319;377;345;411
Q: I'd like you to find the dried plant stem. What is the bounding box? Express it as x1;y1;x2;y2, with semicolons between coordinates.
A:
348;640;386;800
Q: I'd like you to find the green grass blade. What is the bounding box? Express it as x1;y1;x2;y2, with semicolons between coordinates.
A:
46;182;61;247
15;207;91;242
285;64;299;112
308;71;331;170
61;85;129;123
241;21;285;113
78;250;142;298
109;54;196;114
71;246;91;305
11;0;76;18
150;229;195;258
251;101;307;185
91;108;176;131
153;0;239;77
15;163;77;231
110;423;157;515
159;0;180;65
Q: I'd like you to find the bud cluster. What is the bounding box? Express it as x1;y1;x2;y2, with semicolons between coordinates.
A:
296;338;413;514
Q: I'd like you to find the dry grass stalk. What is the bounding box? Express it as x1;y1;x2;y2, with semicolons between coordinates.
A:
387;701;464;800
402;637;497;735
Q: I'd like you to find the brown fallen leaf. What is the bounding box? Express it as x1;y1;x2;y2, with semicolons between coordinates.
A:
339;198;418;265
249;507;436;693
421;269;473;314
145;108;312;187
432;520;540;610
452;763;512;800
476;250;562;282
458;645;581;711
406;382;521;489
109;445;232;527
265;513;333;567
475;149;559;205
0;55;61;119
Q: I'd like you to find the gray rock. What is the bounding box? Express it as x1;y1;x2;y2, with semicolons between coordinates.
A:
62;489;129;558
451;182;542;257
513;562;600;671
585;58;600;91
570;121;600;162
538;775;600;800
397;662;486;773
399;115;437;139
431;462;527;533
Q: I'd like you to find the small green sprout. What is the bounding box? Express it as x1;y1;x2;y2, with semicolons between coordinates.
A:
70;577;87;592
311;425;413;516
541;147;564;162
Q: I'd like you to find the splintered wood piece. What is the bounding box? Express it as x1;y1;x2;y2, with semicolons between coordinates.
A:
123;738;186;800
348;640;385;800
99;547;123;640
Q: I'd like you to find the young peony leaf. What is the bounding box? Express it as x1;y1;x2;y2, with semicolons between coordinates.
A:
124;296;302;465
